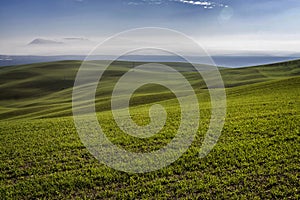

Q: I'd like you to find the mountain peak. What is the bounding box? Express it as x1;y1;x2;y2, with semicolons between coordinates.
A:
28;38;64;45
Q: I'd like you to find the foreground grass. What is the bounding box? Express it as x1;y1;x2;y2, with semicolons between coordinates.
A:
0;60;299;198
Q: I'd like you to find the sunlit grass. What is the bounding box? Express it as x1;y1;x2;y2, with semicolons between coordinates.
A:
0;60;299;198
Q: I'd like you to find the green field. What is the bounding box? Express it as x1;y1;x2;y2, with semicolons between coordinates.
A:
0;60;299;199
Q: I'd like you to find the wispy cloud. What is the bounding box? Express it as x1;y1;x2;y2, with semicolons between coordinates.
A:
174;0;227;9
126;0;227;9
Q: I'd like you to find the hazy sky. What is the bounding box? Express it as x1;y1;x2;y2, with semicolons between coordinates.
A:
1;0;300;55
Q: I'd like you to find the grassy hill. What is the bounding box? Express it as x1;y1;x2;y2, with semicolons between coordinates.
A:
0;59;299;120
0;60;299;198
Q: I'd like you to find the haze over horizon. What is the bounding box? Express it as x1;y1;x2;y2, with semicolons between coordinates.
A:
1;0;300;56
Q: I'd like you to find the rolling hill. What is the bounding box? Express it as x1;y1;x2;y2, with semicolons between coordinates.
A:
0;60;299;198
0;59;299;120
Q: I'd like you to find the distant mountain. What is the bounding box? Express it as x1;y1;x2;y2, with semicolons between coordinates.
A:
110;55;300;68
0;55;85;67
28;38;64;45
0;55;300;68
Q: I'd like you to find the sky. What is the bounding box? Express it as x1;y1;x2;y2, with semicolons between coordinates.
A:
1;0;300;55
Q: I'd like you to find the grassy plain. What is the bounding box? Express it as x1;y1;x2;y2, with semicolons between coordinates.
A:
0;60;299;199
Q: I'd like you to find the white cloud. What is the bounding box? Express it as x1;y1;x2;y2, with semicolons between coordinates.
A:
2;33;300;56
195;34;300;56
177;0;226;8
126;0;227;8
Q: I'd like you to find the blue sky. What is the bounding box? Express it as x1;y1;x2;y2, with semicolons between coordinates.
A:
1;0;300;55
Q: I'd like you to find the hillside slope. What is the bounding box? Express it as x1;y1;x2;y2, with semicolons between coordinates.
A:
0;59;299;120
0;60;299;199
